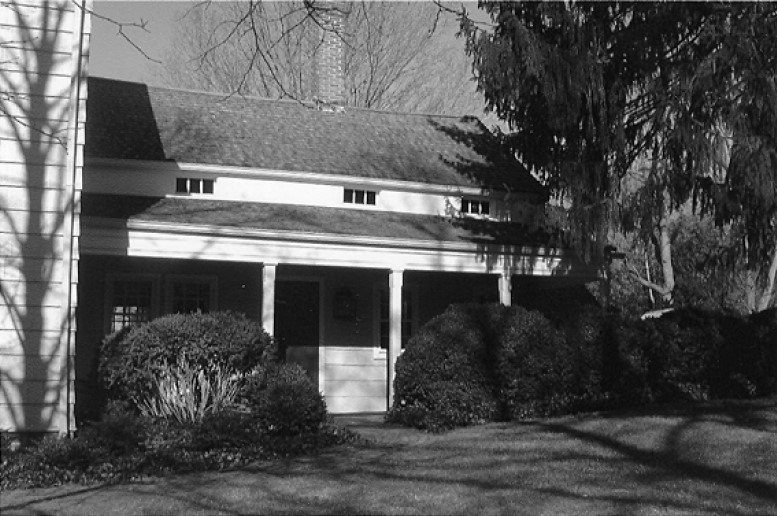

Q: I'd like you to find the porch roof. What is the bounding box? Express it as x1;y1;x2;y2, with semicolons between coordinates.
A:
81;194;565;248
85;77;545;195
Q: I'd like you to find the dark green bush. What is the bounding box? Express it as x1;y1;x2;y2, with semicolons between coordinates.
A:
497;307;578;418
388;304;501;430
241;363;327;436
99;311;275;408
78;402;145;456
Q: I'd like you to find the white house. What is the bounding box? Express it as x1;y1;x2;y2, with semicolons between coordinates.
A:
1;1;598;433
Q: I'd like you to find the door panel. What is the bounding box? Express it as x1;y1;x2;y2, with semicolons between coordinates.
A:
275;280;320;385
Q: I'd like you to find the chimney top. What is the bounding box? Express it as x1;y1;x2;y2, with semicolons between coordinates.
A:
316;6;346;106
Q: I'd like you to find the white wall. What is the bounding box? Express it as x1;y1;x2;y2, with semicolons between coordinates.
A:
84;160;543;223
0;0;91;433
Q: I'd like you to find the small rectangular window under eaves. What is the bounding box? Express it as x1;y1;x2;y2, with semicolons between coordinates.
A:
176;177;215;195
343;188;377;205
461;198;490;216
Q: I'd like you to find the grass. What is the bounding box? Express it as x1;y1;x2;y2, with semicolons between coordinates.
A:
2;398;776;515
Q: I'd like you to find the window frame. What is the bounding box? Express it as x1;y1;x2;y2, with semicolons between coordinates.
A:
343;187;378;206
164;274;218;315
461;197;491;216
175;177;215;196
104;273;161;334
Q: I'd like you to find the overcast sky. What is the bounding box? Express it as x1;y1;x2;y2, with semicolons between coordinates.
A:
91;1;195;84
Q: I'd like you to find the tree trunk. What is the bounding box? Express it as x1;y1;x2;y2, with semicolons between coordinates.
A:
756;243;777;312
656;193;675;305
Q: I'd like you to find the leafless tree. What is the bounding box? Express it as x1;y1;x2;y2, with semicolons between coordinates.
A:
156;1;487;116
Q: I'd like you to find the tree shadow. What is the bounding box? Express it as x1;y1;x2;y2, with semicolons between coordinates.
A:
0;0;87;433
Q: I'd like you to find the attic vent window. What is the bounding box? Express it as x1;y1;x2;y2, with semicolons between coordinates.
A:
176;178;214;195
344;188;377;205
461;198;490;216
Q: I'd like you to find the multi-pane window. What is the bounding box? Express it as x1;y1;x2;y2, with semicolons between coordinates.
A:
167;277;217;314
176;177;214;195
108;277;157;333
461;198;490;215
344;188;377;205
379;289;414;350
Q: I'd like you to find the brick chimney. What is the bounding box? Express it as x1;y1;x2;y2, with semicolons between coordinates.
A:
316;5;347;106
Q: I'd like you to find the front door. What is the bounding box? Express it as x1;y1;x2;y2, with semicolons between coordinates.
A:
275;280;320;386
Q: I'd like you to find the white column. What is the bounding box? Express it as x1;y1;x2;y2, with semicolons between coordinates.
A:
261;263;277;336
499;273;512;306
387;269;404;410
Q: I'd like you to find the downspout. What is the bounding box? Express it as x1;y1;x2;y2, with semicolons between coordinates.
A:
60;0;89;434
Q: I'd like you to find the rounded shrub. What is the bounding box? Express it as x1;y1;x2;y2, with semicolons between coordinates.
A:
99;311;275;408
496;307;577;418
240;363;327;436
388;304;502;430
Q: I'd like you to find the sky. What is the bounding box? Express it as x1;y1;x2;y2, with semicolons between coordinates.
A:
90;1;196;84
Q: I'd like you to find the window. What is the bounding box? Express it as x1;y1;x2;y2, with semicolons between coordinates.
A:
166;276;217;314
377;287;416;350
344;188;377;205
461;198;490;215
105;274;159;333
176;177;215;195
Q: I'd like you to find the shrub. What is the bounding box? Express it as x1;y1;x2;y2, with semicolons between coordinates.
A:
138;357;240;424
388;304;501;430
99;311;275;408
724;307;777;397
78;401;145;456
241;363;327;436
496;307;578;418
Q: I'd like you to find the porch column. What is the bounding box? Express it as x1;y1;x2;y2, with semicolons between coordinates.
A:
387;269;404;410
261;263;277;336
498;273;512;306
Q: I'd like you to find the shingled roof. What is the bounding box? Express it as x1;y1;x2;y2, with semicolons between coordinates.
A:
81;194;566;248
85;77;544;194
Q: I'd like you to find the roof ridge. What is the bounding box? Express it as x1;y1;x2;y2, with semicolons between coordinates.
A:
88;76;480;122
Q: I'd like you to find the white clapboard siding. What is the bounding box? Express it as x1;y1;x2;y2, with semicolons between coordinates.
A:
0;0;89;433
322;347;387;413
0;354;66;382
0;329;69;355
325;396;387;414
0;1;74;28
1;94;84;121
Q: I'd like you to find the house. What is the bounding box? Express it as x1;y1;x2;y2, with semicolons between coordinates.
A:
1;1;598;433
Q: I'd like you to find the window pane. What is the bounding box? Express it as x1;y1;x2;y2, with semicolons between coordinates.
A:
344;189;354;203
111;280;153;332
176;178;188;193
189;179;201;194
171;280;212;314
366;191;376;205
355;190;365;204
203;179;214;194
481;202;490;215
461;199;469;213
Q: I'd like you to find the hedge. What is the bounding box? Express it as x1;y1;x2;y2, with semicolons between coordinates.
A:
390;304;777;431
99;311;275;409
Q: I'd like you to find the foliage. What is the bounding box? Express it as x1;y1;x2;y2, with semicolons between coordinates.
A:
99;311;275;409
388;305;502;431
240;364;328;436
138;358;240;425
496;308;573;418
461;2;777;295
390;302;777;432
1;402;356;491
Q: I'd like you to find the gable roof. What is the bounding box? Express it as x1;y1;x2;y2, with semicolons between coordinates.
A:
85;77;544;194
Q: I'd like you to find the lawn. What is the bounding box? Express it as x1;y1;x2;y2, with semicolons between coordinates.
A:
2;398;776;515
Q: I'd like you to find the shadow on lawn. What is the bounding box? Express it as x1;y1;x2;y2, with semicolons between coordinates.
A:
3;401;775;515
